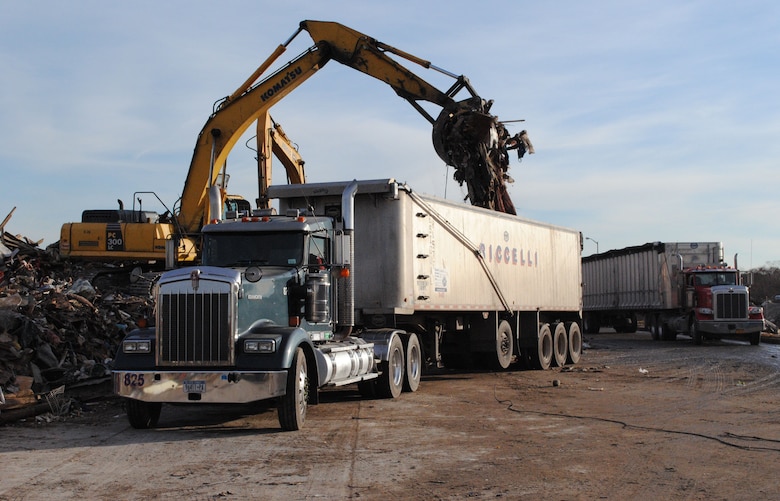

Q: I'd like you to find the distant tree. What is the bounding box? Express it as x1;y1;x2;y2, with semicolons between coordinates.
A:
746;266;780;303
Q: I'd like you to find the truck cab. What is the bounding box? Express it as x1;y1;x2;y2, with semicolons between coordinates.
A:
682;265;764;345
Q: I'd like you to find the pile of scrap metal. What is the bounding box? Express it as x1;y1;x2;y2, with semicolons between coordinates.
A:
432;98;534;215
0;211;153;423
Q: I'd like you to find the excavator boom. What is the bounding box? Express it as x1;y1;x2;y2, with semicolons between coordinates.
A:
177;20;527;234
61;20;528;272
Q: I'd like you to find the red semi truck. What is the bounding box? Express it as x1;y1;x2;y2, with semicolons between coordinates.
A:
582;241;764;345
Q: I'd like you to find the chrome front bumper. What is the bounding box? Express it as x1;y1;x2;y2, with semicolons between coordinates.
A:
698;320;764;336
113;370;287;403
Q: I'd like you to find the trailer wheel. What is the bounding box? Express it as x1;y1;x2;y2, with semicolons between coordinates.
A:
377;335;404;399
492;320;514;370
403;333;422;392
565;321;582;365
278;347;308;431
533;324;554;370
552;322;568;367
126;399;162;429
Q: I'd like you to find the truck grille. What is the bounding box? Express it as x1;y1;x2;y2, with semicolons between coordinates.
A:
157;292;233;366
714;291;747;320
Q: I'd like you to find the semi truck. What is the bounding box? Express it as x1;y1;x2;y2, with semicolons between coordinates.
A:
113;179;583;430
582;241;764;345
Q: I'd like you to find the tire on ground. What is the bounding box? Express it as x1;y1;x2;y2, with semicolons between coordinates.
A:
377;335;404;398
126;399;162;429
403;333;422;392
278;347;308;431
533;323;554;370
552;322;568;367
565;321;582;365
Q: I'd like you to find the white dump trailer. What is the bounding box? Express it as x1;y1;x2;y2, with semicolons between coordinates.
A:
114;179;583;430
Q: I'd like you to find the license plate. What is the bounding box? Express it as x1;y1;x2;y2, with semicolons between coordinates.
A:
184;380;206;393
736;329;745;334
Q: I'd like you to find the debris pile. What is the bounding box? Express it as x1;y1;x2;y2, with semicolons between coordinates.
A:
0;224;153;422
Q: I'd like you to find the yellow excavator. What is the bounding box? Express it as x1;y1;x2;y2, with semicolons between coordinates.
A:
59;20;530;273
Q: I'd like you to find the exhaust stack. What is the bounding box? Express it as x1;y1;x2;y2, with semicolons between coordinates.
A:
336;180;358;338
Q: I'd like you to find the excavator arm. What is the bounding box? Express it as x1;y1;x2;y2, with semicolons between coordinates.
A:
256;111;305;209
176;20;527;234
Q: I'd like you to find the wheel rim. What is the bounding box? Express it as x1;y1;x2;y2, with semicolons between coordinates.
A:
408;344;420;382
391;348;404;388
297;359;308;416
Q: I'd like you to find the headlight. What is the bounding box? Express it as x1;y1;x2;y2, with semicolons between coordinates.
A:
244;339;276;353
123;340;152;353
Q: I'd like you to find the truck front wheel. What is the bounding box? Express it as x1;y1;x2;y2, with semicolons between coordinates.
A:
126;399;162;429
278;347;308;431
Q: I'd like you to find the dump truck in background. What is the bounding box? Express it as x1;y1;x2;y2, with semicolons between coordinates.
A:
582;241;764;345
113;179;583;430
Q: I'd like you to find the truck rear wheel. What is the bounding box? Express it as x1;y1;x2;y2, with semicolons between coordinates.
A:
660;323;677;341
533;323;554;370
403;333;421;392
565;321;582;365
126;399;162;429
377;335;404;398
278;347;308;431
690;319;703;345
552;322;568;367
648;315;660;341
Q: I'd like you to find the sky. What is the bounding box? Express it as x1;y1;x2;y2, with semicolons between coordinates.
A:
2;1;779;269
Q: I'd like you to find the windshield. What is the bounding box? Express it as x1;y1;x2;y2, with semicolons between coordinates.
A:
202;231;305;267
694;272;738;286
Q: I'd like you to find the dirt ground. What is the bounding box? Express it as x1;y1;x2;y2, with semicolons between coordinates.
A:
2;331;780;501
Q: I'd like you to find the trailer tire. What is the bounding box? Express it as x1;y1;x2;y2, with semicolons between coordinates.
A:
377;335;404;399
534;324;554;370
552;322;568;367
565;321;582;365
278;347;308;431
491;320;514;370
126;400;162;429
403;333;422;392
